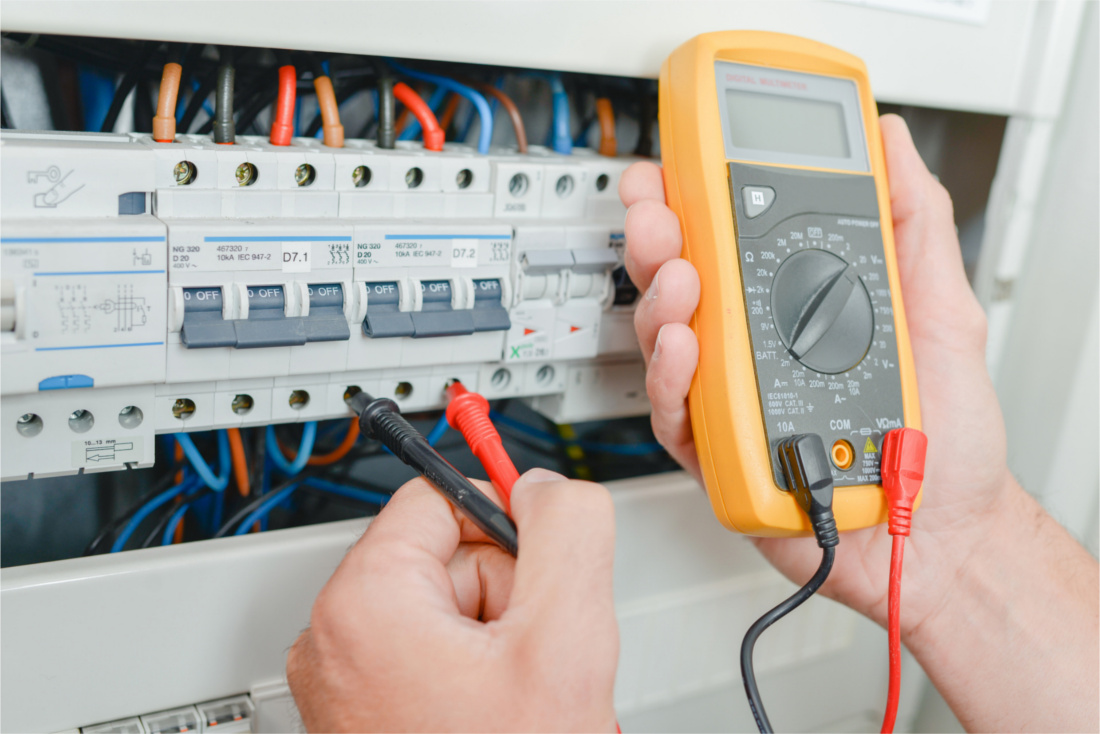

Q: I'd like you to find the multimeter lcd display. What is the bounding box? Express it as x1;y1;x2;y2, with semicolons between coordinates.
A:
715;61;869;173
725;90;850;158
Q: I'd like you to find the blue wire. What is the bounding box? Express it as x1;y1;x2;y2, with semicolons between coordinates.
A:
547;72;572;155
399;85;449;141
111;476;201;553
176;431;231;491
425;413;449;446
162;503;190;546
266;422;318;475
303;478;392;508
388;60;493;154
488;410;665;456
234;481;301;536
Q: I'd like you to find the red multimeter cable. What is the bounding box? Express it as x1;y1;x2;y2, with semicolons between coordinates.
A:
879;427;928;733
444;381;519;512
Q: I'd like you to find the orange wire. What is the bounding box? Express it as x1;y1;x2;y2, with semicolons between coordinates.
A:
278;419;360;466
227;428;250;496
313;75;344;147
596;97;617;156
438;92;461;132
152;62;182;142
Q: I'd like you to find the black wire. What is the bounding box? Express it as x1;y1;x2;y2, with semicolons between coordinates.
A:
82;461;184;555
140;485;213;549
374;61;396;149
740;546;835;733
213;46;236;144
100;41;154;132
213;471;313;539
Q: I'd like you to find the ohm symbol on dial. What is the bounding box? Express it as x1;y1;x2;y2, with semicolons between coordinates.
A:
744;252;754;262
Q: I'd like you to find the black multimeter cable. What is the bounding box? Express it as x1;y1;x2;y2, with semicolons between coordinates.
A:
740;434;840;733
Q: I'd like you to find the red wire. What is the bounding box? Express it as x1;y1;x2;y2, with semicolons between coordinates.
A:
392;82;445;152
882;534;905;733
270;65;296;146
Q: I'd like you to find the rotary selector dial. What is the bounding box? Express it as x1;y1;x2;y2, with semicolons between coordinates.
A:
770;249;874;374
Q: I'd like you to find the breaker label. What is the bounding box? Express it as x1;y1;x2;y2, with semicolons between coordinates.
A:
505;303;554;362
355;232;511;268
282;242;311;272
71;437;143;468
171;236;352;272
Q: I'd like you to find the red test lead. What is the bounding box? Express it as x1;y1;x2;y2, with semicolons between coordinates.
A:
445;381;519;511
879;427;928;734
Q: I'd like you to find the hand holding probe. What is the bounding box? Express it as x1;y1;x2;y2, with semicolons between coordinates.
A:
348;390;518;556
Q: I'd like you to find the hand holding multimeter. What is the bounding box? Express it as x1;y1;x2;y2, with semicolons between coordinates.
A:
625;30;1021;733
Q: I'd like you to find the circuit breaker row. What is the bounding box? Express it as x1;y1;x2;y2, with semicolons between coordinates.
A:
0;131;646;480
74;694;254;734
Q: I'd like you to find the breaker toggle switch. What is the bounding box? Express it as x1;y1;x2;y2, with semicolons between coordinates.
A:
471;279;511;332
362;281;414;338
412;280;475;338
234;285;306;349
180;287;237;349
304;283;351;343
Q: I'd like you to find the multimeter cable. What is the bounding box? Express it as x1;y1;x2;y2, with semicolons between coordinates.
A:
879;428;928;734
349;390;518;556
741;433;839;733
444;380;518;512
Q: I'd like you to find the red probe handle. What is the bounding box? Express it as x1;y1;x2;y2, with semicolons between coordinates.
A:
880;427;927;536
445;382;518;511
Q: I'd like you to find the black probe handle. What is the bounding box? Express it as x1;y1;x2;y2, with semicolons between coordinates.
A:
356;396;519;557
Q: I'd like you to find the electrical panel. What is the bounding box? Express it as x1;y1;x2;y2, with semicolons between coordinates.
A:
0;131;646;480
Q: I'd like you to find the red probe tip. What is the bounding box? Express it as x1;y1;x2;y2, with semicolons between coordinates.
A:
444;381;518;510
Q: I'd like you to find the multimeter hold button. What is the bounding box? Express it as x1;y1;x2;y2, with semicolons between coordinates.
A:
741;186;776;219
771;249;874;374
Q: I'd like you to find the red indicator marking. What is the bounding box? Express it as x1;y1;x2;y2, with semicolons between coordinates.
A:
570;325;581;333
523;328;536;336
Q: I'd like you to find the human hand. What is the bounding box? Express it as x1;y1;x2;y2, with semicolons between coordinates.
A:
619;114;1014;636
286;470;619;733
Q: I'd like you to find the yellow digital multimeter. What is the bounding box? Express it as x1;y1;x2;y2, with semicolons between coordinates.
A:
659;32;921;537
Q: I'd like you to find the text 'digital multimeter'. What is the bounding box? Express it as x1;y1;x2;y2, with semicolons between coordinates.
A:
659;32;921;536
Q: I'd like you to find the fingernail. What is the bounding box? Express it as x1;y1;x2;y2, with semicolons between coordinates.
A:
653;325;665;361
646;268;660;301
520;468;567;484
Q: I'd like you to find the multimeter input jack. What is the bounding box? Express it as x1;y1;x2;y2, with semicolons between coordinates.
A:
831;439;854;470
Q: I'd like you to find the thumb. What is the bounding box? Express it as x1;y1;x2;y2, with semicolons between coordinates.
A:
506;469;617;637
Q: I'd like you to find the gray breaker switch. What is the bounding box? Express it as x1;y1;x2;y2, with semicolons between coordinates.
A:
234;285;306;349
304;283;350;343
363;281;414;338
412;280;474;338
180;287;236;349
570;248;619;274
471;279;511;332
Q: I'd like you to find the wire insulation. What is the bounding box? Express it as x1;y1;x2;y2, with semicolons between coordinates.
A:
595;97;617;156
266;422;318;475
741;546;836;733
882;535;905;733
176;431;231;491
306;420;360;466
312;73;344;147
213;48;235;144
152;62;182;142
389;61;492;154
227;427;250;496
270;64;296;145
472;81;527;153
393;82;444;151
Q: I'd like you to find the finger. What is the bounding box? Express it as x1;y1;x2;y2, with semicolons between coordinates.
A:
505;470;617;634
646;323;701;478
624;198;683;294
619;160;665;208
633;258;700;364
446;542;516;622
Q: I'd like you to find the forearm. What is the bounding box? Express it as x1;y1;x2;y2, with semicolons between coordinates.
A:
907;478;1099;732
